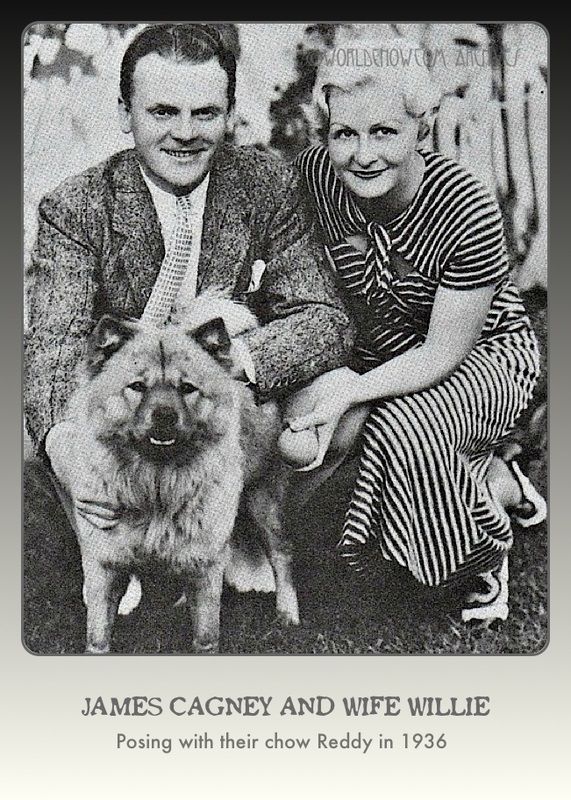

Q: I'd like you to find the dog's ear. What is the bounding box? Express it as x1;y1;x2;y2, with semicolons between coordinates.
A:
86;315;137;375
191;317;232;365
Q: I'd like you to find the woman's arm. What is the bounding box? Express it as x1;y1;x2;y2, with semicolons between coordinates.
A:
289;283;495;430
354;283;495;403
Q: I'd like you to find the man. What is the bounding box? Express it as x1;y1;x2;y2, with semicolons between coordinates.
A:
24;23;353;458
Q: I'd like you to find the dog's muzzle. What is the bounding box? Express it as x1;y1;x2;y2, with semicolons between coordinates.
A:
149;406;179;446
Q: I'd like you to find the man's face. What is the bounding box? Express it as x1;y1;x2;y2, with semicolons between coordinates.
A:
119;54;232;194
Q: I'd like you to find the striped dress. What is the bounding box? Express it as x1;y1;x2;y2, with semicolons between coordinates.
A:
296;145;540;587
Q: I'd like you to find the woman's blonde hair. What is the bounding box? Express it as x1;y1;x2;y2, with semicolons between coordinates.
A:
313;36;441;123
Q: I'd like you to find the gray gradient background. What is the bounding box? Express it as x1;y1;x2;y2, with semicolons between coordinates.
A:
5;20;568;799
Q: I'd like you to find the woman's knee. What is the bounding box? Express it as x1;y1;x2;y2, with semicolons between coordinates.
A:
278;426;320;468
278;405;368;468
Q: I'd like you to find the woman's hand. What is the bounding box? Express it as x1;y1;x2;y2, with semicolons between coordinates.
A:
287;367;361;431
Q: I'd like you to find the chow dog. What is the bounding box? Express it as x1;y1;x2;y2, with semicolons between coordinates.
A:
50;298;299;653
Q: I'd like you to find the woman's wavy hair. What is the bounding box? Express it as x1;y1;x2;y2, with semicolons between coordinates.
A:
314;35;441;138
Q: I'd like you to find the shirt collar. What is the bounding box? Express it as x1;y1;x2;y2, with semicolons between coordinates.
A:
139;167;210;219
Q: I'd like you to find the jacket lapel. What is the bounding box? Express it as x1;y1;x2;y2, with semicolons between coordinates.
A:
108;148;253;310
197;146;253;295
110;151;165;313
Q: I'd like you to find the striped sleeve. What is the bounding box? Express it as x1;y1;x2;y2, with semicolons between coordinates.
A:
441;184;509;290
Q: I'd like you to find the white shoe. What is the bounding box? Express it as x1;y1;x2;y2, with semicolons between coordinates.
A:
462;556;509;624
510;461;547;528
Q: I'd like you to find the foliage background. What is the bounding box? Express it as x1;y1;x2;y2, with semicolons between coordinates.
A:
23;22;547;288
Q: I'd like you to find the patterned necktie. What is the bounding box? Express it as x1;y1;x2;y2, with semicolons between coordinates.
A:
141;194;193;327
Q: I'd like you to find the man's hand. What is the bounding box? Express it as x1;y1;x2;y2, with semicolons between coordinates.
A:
75;498;120;530
45;421;120;530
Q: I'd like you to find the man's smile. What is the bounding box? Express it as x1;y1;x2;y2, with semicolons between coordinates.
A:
162;146;209;160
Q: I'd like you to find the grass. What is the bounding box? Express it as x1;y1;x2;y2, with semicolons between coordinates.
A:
23;454;548;657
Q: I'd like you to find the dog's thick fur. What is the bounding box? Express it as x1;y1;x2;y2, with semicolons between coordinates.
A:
51;298;298;653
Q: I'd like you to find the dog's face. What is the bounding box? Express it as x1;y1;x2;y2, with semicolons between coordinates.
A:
84;315;239;464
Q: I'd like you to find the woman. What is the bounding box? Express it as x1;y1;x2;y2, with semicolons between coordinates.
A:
280;37;546;624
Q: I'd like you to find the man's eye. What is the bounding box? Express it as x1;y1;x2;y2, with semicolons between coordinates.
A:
332;129;355;140
374;127;398;137
180;382;197;395
127;381;146;393
152;109;174;119
195;109;218;121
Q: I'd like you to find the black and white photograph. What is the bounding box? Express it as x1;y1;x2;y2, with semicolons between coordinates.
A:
22;21;548;656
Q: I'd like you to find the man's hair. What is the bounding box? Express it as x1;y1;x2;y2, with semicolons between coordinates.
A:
120;23;237;111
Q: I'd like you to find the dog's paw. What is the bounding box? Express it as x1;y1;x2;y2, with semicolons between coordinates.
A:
276;609;300;627
192;637;220;654
85;642;111;655
276;588;300;626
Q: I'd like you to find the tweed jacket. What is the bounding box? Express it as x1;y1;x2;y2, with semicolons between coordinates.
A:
24;145;354;449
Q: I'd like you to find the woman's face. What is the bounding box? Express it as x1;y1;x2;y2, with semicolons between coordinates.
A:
327;81;421;200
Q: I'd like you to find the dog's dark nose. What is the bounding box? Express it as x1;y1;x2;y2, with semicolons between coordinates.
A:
151;406;179;429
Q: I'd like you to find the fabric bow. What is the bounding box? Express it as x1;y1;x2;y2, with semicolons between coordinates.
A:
362;220;394;301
